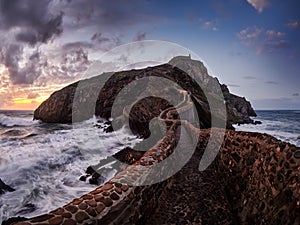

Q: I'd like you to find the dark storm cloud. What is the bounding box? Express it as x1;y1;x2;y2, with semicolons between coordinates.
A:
61;0;152;31
0;0;156;86
0;45;43;84
15;14;63;45
0;0;63;85
0;0;63;45
89;32;124;51
62;48;88;65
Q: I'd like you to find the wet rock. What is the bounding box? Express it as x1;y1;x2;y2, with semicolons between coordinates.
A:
2;217;28;225
17;204;36;215
65;205;78;213
75;211;89;223
0;178;15;195
170;56;257;126
294;150;300;159
34;57;255;128
80;147;145;185
89;172;106;186
113;147;144;164
110;192;120;200
79;175;87;182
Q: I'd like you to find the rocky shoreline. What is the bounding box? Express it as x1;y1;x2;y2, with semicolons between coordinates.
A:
7;124;300;225
33;56;258;128
5;57;299;225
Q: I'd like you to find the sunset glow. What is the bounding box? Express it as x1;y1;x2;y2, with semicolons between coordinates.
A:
0;0;299;110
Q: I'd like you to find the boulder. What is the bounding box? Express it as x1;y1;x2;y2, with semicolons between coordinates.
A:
0;178;15;195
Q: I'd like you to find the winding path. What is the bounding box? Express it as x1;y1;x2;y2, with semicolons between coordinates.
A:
11;88;300;225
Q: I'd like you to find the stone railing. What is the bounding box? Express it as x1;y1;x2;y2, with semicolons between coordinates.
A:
12;94;300;225
12;120;180;225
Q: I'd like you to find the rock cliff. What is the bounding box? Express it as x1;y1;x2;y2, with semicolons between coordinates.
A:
169;56;257;125
34;56;257;129
9;56;299;225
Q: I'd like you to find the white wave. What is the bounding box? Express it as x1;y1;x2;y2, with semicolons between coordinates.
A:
0;119;141;221
0;114;39;127
234;119;300;146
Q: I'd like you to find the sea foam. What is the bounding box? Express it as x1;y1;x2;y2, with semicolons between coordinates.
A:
0;113;39;127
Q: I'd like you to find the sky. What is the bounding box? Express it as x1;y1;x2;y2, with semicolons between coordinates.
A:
0;0;299;110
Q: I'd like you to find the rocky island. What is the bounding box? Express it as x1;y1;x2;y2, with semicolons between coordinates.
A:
34;56;257;128
8;56;300;225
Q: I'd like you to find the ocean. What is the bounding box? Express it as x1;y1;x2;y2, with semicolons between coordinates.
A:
0;110;299;222
0;110;141;223
234;110;300;147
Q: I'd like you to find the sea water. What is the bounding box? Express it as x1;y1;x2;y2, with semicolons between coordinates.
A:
234;110;300;147
0;110;299;222
0;110;140;222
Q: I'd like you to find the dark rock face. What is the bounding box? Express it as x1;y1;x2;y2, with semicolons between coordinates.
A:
0;178;15;195
169;56;257;125
34;82;79;123
34;63;212;131
221;84;257;125
79;147;145;186
2;217;27;225
34;57;256;129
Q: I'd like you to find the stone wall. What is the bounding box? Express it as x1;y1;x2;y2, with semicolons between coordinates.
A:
12;122;179;225
217;130;300;224
12;126;300;225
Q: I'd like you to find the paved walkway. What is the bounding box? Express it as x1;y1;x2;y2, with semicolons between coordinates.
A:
145;143;236;225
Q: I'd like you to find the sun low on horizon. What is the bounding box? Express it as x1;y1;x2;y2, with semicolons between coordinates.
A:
0;0;300;111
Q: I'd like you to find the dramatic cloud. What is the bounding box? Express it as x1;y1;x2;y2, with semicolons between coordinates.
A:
287;20;300;29
0;0;159;88
237;27;289;54
90;33;123;51
37;47;92;85
246;0;270;13
0;0;63;85
0;45;45;84
59;0;154;31
0;0;63;45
